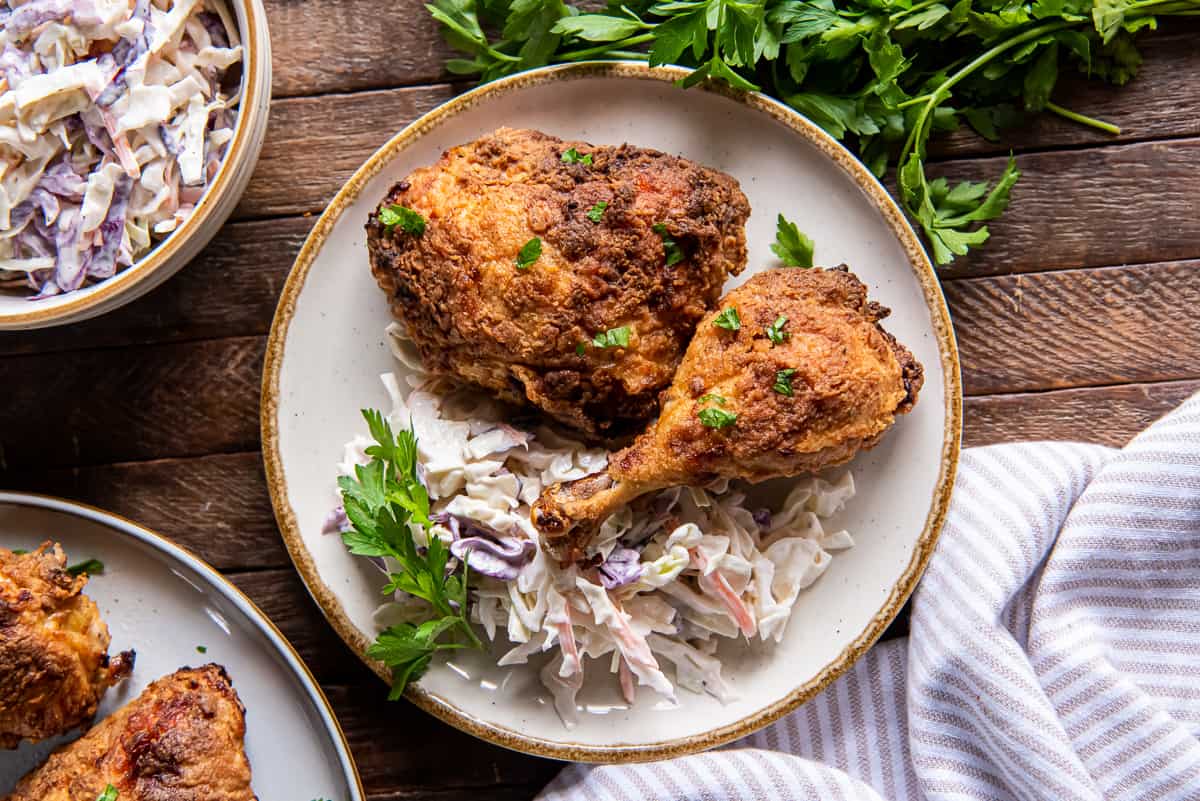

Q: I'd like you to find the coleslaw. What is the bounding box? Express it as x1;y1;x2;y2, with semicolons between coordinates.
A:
334;323;857;727
0;0;243;296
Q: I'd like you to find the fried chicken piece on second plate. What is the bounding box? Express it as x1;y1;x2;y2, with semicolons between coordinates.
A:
366;127;750;440
0;543;133;749
533;266;924;562
3;664;256;801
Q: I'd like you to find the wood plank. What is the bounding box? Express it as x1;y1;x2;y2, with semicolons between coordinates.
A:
932;138;1200;278
946;260;1200;394
4;453;287;570
963;380;1200;449
265;0;454;98
237;85;457;218
0;337;263;469
318;683;562;792
228;568;368;682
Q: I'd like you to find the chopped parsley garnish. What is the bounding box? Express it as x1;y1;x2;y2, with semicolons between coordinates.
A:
697;394;737;428
561;147;593;166
586;201;608;223
67;558;104;577
591;326;630;349
379;204;426;237
196;645;208;654
575;342;586;356
11;548;27;555
712;307;741;331
773;368;797;396
652;222;684;267
97;786;118;801
339;410;481;698
766;315;789;346
771;214;815;268
698;407;738;429
515;237;542;270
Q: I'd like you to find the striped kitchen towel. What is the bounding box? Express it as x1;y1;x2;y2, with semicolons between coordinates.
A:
539;394;1200;801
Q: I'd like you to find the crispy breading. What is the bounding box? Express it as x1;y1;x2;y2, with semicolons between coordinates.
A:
366;127;750;440
3;665;256;801
0;543;133;749
533;266;924;561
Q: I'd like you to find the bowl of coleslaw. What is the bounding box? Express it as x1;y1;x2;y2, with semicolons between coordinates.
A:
0;0;271;330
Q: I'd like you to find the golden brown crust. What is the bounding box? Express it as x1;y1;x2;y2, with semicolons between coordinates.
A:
366;127;750;440
613;265;923;483
534;266;923;562
3;665;256;801
0;543;134;749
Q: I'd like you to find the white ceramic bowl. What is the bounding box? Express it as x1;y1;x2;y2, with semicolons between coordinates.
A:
0;0;272;330
263;63;962;762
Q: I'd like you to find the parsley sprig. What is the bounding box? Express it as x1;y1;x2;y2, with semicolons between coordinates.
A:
425;0;1198;265
713;306;741;330
379;204;426;237
772;214;814;268
697;393;737;428
339;410;481;698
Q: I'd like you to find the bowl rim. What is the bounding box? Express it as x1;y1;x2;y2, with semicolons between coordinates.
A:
0;490;367;799
261;61;963;764
0;0;271;328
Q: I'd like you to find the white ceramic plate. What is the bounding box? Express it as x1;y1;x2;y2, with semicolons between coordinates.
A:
0;493;364;800
262;62;961;762
0;0;272;331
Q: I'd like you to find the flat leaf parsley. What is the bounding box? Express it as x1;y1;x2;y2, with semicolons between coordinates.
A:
516;236;542;270
338;410;482;698
771;214;814;268
379;204;426;237
424;0;1199;265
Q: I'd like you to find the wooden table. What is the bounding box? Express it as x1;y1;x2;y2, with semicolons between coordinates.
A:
3;8;1199;799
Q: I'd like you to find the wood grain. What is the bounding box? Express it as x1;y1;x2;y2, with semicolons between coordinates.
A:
265;0;455;98
0;337;263;469
946;260;1200;394
4;453;286;570
963;380;1200;448
317;683;562;791
235;84;457;218
933;138;1200;279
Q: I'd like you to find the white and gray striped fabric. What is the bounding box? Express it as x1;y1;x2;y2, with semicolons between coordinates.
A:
540;394;1200;801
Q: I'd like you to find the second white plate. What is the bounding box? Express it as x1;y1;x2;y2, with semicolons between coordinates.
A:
0;493;364;800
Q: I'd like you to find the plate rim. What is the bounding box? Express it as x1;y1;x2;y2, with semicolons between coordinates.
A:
261;61;963;763
0;490;366;799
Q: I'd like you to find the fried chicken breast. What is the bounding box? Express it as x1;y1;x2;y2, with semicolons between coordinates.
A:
0;543;133;749
367;127;750;440
3;665;256;801
533;266;924;561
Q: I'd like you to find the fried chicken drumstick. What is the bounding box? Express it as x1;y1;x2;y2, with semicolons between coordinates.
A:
0;543;133;749
533;267;923;563
3;665;256;801
367;127;750;440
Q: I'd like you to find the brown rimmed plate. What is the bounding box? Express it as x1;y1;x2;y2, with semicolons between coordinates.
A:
261;62;961;763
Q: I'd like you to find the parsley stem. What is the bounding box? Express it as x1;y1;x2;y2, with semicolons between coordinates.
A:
889;0;942;22
559;33;656;62
1045;102;1121;135
899;19;1070;163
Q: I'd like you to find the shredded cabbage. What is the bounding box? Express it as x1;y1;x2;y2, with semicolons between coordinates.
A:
0;0;242;296
335;326;858;728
